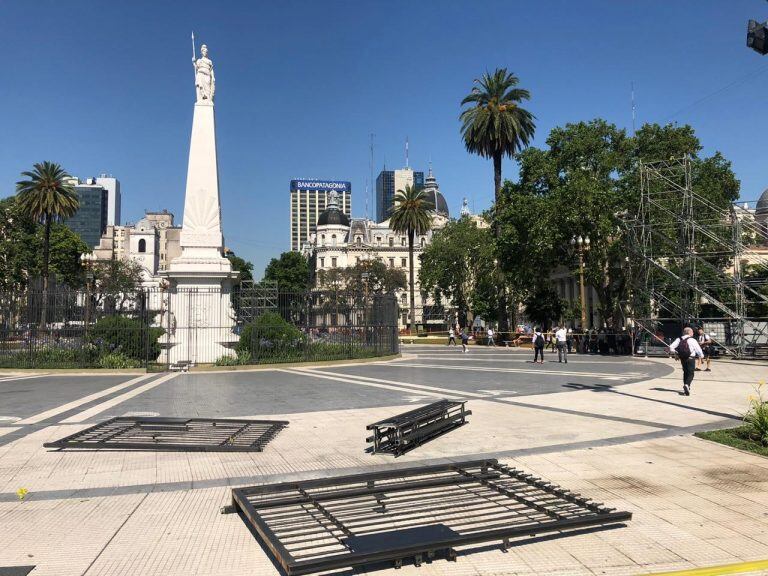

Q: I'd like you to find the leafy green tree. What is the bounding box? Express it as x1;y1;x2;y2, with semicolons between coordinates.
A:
389;184;433;333
342;260;406;295
15;162;79;325
420;216;495;328
227;254;254;282
0;196;87;292
460;68;535;205
92;259;145;312
524;287;563;329
263;251;309;292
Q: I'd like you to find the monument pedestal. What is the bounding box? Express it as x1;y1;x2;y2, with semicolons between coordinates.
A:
160;65;239;364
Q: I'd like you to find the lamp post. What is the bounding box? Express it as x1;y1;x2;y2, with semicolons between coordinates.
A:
570;235;590;330
80;252;96;336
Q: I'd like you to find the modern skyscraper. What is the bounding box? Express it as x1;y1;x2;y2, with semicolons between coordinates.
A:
290;179;351;251
64;177;109;248
95;174;121;225
375;168;424;222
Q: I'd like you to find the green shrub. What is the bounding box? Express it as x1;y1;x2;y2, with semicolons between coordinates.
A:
98;352;141;369
238;312;304;355
744;382;768;446
0;346;99;369
89;316;164;361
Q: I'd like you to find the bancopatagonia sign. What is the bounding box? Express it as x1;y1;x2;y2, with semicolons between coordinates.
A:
291;180;351;192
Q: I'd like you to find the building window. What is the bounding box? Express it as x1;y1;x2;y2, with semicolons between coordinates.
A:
389;258;395;267
420;237;426;248
331;257;337;268
401;258;406;267
138;238;146;253
320;257;325;268
321;234;326;245
356;236;361;245
401;237;406;247
332;234;337;247
376;236;382;245
389;237;394;247
401;293;408;305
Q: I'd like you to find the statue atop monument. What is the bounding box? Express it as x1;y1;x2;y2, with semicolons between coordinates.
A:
193;43;215;103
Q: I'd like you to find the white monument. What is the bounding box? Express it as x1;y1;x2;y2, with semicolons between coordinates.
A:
160;39;239;364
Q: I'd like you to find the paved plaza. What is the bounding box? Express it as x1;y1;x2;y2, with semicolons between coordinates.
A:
0;346;767;575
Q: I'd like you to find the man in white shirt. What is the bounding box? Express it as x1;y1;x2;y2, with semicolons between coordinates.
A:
486;327;495;346
697;327;712;372
555;326;568;363
669;327;705;396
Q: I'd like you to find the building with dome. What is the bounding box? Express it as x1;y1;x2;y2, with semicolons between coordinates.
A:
306;169;452;328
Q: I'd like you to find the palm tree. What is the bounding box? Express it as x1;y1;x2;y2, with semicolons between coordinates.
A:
461;69;535;334
389;184;433;334
460;68;535;205
16;161;79;326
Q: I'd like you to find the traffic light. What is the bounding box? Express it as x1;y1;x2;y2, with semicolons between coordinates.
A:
747;19;768;55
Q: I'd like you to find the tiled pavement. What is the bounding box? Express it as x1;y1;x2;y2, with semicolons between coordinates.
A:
0;353;766;575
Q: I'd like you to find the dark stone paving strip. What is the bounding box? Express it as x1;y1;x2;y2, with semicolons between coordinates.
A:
0;419;733;503
0;375;162;449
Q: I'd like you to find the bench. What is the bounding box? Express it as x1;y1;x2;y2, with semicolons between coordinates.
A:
366;400;471;457
169;360;192;372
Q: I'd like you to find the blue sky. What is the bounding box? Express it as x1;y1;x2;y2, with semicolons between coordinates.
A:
1;1;766;275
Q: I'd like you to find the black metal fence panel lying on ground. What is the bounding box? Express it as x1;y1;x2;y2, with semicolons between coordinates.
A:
227;458;632;575
366;400;471;457
43;417;288;451
0;286;399;369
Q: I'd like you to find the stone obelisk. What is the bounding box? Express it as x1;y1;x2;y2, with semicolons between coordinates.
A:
162;42;239;364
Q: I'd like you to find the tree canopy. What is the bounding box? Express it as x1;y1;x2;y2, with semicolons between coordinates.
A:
263;251;310;292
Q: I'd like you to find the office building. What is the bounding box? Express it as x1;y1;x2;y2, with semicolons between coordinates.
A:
290;179;351;251
95;174;121;225
64;177;109;248
375;168;424;222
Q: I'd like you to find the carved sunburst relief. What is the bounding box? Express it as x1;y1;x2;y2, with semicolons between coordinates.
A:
184;191;221;233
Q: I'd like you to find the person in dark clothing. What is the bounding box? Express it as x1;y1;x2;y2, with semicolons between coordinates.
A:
669;327;705;396
532;327;545;364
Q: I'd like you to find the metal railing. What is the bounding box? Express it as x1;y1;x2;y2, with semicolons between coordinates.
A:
0;286;399;369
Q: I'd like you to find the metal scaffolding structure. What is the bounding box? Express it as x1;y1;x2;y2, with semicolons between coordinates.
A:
627;156;768;358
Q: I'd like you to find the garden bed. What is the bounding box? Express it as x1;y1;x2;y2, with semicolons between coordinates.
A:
695;426;768;458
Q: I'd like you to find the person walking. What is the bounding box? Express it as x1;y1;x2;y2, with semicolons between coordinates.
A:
697;327;712;372
460;328;470;353
555;325;568;363
447;327;456;346
566;328;573;353
532;327;545;363
486;326;495;346
669;327;705;396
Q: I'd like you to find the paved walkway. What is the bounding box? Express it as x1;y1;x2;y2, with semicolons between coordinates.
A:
0;349;766;575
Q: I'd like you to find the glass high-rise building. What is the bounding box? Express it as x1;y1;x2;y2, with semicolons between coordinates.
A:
290;180;351;251
64;179;109;248
375;168;424;222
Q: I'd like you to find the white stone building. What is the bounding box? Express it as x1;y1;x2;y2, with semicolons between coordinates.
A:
93;210;181;287
307;167;451;328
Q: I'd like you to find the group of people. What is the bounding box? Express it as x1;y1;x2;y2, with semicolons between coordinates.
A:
447;326;472;353
530;326;571;363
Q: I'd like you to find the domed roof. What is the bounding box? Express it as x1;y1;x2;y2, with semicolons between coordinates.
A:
317;209;350;227
423;166;449;218
757;188;768;215
317;190;350;227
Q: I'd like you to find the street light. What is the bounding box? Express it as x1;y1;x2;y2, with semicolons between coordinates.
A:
570;235;590;330
80;253;97;334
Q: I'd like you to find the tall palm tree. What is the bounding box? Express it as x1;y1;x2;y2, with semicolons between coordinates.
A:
461;69;535;334
389;184;433;334
16;161;79;326
460;68;536;205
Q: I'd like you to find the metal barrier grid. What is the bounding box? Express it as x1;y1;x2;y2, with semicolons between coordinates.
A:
229;459;632;575
43;417;288;452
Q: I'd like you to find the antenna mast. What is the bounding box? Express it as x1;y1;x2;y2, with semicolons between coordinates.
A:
369;133;375;221
631;81;637;136
405;136;409;168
